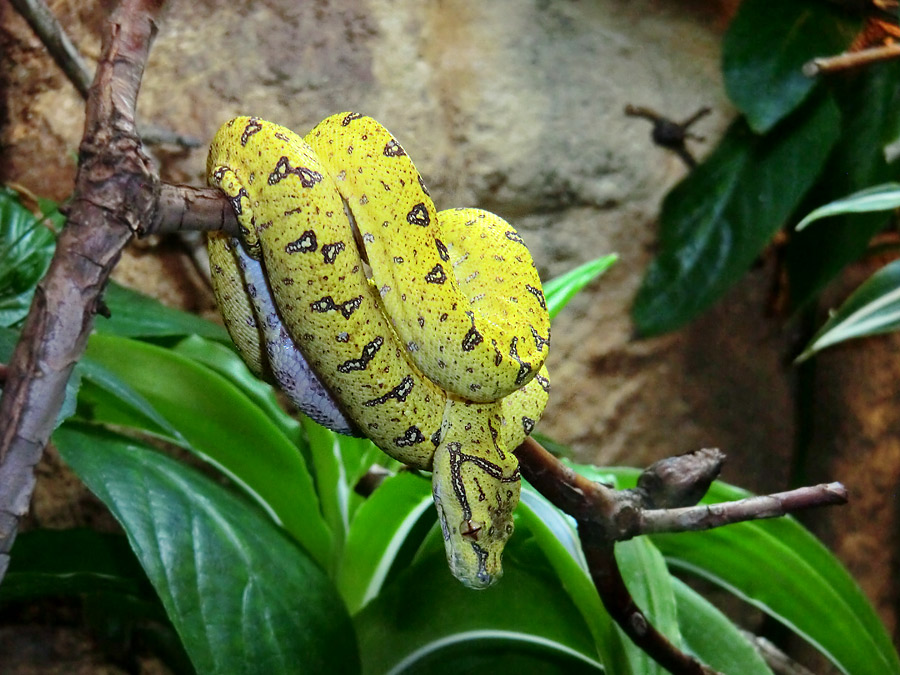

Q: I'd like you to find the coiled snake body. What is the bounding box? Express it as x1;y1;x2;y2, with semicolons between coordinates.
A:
208;114;550;588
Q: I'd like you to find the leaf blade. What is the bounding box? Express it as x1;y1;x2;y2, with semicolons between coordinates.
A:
796;182;900;231
83;332;333;568
722;0;857;133
799;258;900;360
54;425;359;675
633;94;841;336
603;467;900;675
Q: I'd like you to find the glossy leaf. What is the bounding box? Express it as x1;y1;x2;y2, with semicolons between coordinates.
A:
83;332;332;568
0;187;58;327
301;418;383;564
543;254;618;320
798;258;900;360
354;549;602;675
96;281;229;341
518;488;684;674
339;471;434;613
673;578;772;675
54;425;360;675
787;61;900;307
796;182;900;231
612;538;679;675
77;354;187;443
633;94;840;336
723;0;857;133
172;335;302;444
603;467;900;675
1;529;154;605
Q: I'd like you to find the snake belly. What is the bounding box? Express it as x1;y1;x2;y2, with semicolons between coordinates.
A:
207;114;550;588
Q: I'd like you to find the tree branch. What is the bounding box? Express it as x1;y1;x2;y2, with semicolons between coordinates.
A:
514;437;847;675
0;0;164;580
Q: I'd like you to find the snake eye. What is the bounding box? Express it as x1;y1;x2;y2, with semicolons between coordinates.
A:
460;520;483;540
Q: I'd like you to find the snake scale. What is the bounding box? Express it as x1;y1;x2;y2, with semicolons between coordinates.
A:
207;113;550;588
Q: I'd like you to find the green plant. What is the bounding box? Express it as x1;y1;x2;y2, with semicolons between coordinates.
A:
1;188;897;673
632;0;900;337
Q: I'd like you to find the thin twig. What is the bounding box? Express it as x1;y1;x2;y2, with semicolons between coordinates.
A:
8;0;93;97
9;0;201;148
633;482;848;537
803;43;900;76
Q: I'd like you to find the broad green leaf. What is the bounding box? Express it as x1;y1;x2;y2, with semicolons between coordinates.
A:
172;335;302;444
77;354;187;443
603;467;900;675
633;93;840;336
723;0;857;133
787;61;900;307
543;254;618;320
96;281;229;341
796;183;900;230
1;529;154;606
0;187;58;327
354;549;602;675
339;471;434;613
673;578;773;675
301;418;383;566
54;425;360;675
83;332;332;568
610;538;679;675
798;258;900;360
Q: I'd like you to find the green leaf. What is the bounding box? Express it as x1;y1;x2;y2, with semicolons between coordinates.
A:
798;258;900;360
0;187;58;327
96;281;229;341
543;255;618;321
633;93;841;337
77;354;187;443
673;579;773;675
300;418;383;564
796;183;900;230
787;61;900;307
354;549;602;675
1;529;155;606
723;0;857;133
338;471;434;613
54;425;360;675
172;335;302;444
603;467;900;675
611;539;679;675
83;332;333;569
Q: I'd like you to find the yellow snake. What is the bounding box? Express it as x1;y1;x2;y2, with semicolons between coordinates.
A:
207;114;550;588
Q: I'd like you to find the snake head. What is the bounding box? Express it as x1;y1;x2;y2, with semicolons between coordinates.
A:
432;439;520;589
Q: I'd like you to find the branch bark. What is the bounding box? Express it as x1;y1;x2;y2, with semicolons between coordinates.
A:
0;0;164;579
515;437;847;675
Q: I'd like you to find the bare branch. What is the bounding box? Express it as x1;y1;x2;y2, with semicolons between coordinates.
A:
0;0;164;581
8;0;93;97
803;43;900;76
514;437;847;675
633;482;848;537
151;184;238;236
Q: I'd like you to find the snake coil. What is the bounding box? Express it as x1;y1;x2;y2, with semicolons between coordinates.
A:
208;113;550;588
